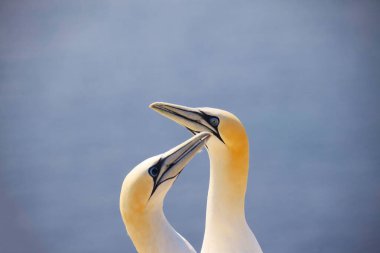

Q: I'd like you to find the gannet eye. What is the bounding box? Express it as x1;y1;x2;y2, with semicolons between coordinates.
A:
148;166;159;177
209;117;219;127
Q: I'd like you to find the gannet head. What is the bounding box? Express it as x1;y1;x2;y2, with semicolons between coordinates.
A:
149;102;248;153
120;132;211;222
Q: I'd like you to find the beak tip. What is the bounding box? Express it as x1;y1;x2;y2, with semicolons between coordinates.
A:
149;102;166;110
199;132;211;141
149;103;160;112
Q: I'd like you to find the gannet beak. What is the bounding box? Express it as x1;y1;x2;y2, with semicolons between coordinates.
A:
149;102;224;143
149;102;203;133
150;132;211;196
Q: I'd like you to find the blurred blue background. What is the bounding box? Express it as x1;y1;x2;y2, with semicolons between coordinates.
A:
1;0;379;252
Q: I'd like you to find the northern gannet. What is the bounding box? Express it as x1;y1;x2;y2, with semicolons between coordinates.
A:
120;132;211;253
150;102;263;253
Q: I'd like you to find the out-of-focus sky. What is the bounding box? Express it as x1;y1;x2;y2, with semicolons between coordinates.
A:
0;0;379;252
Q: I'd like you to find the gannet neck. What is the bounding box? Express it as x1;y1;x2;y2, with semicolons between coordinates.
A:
207;143;249;217
202;140;263;253
121;202;196;253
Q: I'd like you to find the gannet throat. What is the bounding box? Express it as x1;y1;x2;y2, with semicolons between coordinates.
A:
120;132;210;253
150;102;263;253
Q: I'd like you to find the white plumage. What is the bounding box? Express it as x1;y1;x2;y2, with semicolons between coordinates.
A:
151;102;263;253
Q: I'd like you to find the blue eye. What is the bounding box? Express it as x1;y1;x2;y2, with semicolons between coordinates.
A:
149;166;159;177
209;117;219;127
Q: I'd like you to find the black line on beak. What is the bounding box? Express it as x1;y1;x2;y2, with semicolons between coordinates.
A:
156;105;225;144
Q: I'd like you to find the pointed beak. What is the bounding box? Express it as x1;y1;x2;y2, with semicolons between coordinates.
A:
149;102;205;133
156;132;211;186
149;102;224;143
